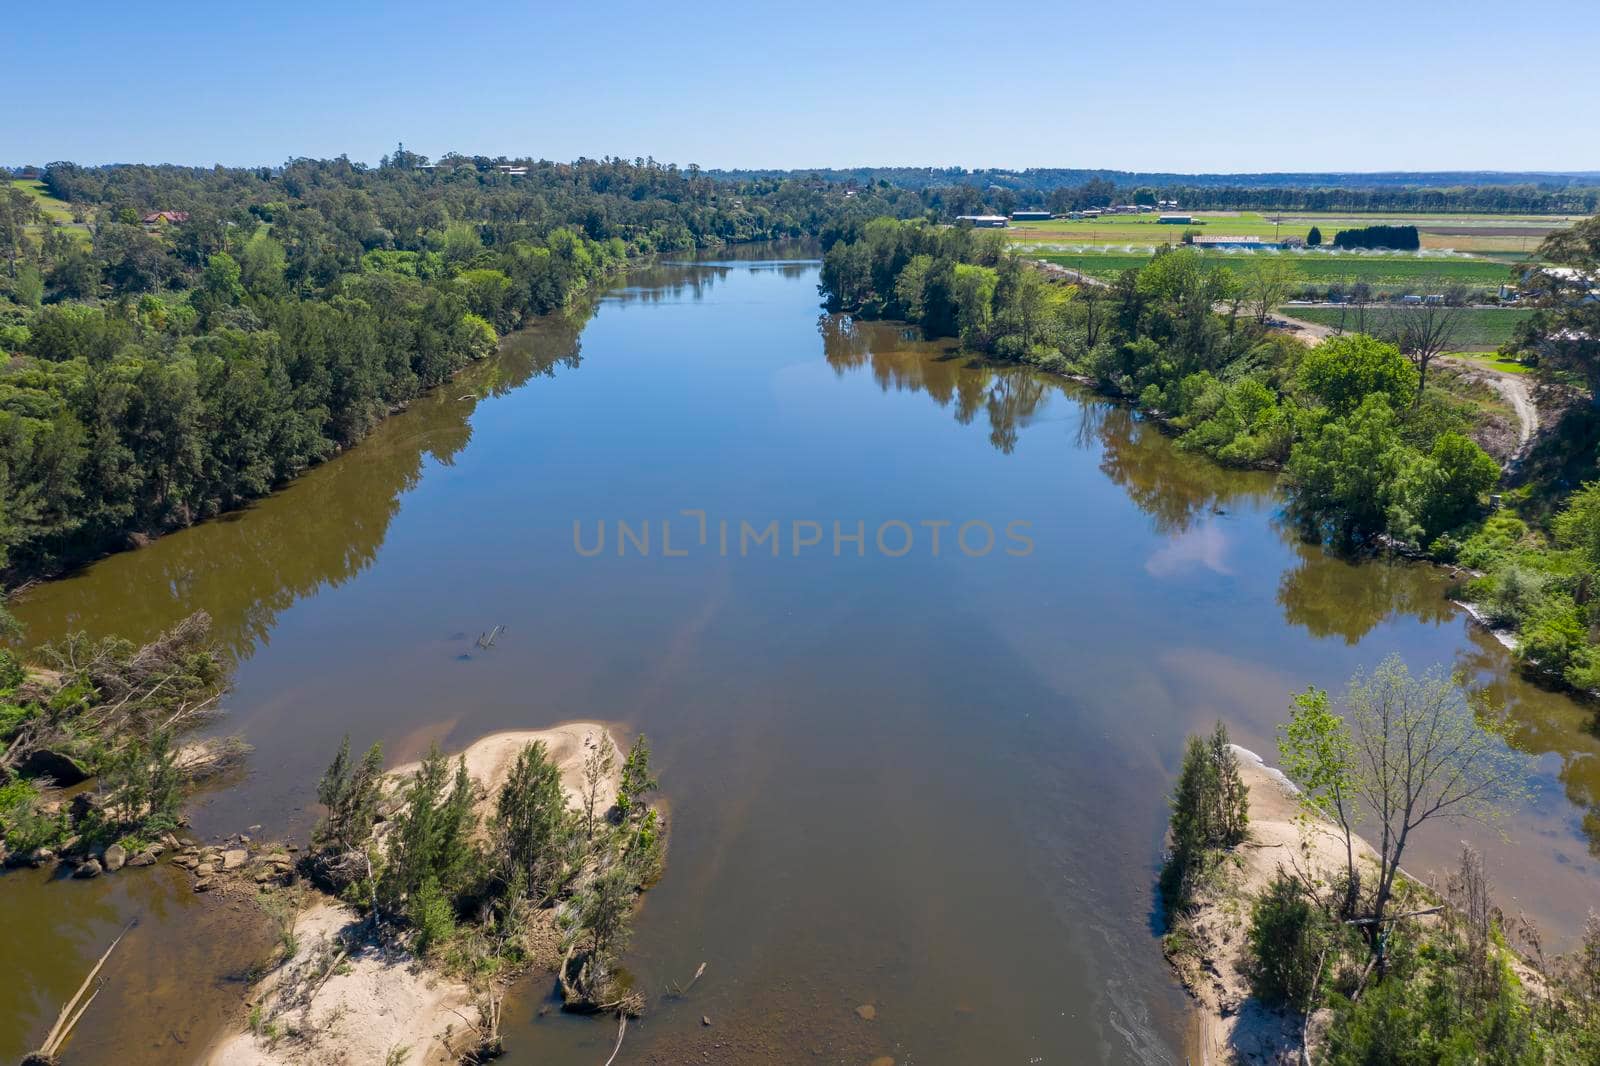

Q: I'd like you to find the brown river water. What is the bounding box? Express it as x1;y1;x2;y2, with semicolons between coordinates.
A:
3;250;1598;1065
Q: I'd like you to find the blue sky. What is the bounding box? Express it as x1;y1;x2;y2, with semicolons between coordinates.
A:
6;0;1597;172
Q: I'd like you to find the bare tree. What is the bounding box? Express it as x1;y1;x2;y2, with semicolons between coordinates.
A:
1279;655;1531;973
1348;281;1373;334
1246;257;1295;324
1383;301;1465;404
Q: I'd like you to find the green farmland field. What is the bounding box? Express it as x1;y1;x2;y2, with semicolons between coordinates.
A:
1034;249;1517;294
1007;209;1576;254
1277;305;1537;350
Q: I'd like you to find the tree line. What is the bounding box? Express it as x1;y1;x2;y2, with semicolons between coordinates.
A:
820;218;1500;544
820;216;1600;691
711;167;1600;214
0;152;914;579
1331;223;1422;250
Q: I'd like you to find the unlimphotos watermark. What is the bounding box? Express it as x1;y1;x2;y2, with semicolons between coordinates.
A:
573;511;1033;558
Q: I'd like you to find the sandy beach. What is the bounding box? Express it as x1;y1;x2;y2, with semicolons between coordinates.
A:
202;721;623;1066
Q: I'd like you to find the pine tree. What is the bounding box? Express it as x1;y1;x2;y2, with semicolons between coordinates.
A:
616;734;659;819
493;740;573;900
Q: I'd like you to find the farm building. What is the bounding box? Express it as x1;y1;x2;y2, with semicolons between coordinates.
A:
1157;214;1194;225
956;215;1009;228
141;211;190;226
1010;210;1052;221
1158;199;1179;209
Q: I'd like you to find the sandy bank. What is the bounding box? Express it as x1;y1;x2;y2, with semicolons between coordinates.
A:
204;721;623;1066
1173;745;1383;1066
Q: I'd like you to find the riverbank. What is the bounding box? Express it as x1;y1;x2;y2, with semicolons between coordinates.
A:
1169;744;1367;1065
1170;740;1600;1065
203;721;631;1066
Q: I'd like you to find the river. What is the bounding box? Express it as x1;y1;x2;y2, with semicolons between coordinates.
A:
4;250;1598;1065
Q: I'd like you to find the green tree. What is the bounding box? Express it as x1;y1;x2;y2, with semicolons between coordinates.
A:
1553;480;1600;569
950;262;998;350
1280;687;1361;911
492;740;573;900
314;734;386;853
616;734;658;820
1296;334;1418;416
1285;394;1408;540
1523;214;1600;407
14;263;44;308
1162;721;1249;913
1307;225;1323;247
381;744;479;917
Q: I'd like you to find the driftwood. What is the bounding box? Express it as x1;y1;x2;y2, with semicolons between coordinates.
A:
667;961;707;997
601;1014;627;1066
30;922;132;1062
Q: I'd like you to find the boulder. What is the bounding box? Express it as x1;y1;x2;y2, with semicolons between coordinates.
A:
194;862;216;878
73;858;103;879
103;844;127;872
18;749;90;786
194;877;215;892
69;792;102;822
128;851;157;868
221;848;248;871
27;848;55;867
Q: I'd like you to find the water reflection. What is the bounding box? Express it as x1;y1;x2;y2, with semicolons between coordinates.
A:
1090;403;1277;535
819;315;1057;454
12;311;591;659
811;311;1600;866
1276;536;1459;645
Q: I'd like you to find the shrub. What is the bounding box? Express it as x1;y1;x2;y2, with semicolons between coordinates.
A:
1247;869;1330;1007
408;876;456;957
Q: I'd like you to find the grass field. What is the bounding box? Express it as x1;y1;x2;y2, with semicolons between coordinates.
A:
1006;210;1576;255
1035;248;1517;293
9;179;93;241
1278;305;1537;351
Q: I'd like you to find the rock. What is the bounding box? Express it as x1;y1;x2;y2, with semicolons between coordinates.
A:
855;1004;877;1021
147;842;166;857
221;848;248;871
173;854;200;870
702;1015;712;1027
162;833;180;849
870;1058;896;1066
73;858;103;879
194;862;216;877
69;792;102;822
194;877;215;892
18;749;91;786
128;851;157;867
103;844;127;872
28;848;55;867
